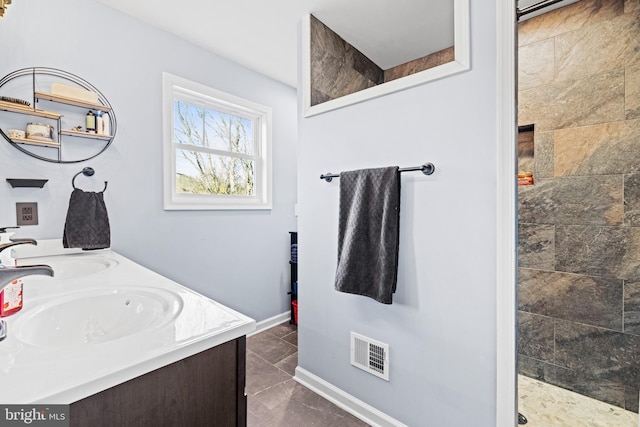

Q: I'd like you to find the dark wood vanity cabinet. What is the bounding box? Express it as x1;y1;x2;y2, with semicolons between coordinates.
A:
70;336;247;427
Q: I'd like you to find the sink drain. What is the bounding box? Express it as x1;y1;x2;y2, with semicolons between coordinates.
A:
518;412;528;424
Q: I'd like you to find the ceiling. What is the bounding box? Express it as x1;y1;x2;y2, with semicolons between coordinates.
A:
98;0;454;88
98;0;581;88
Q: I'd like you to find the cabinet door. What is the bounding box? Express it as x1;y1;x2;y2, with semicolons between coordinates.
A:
70;337;246;427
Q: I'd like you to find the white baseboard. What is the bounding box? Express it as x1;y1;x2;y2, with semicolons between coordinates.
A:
248;311;291;336
294;367;408;427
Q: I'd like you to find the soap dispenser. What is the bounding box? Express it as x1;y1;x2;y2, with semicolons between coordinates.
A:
0;227;23;318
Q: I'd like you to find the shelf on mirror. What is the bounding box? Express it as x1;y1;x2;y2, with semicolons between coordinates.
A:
10;136;60;148
0;100;60;120
34;92;111;112
60;129;112;140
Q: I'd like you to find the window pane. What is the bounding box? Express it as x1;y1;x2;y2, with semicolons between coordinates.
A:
174;100;255;155
174;100;205;147
176;148;255;196
204;109;254;155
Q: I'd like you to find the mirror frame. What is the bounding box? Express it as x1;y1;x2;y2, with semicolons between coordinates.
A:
302;0;470;117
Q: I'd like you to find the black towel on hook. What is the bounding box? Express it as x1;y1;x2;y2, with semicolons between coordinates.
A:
63;188;110;250
335;166;401;304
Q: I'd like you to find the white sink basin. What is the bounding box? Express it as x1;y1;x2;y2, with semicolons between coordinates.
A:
18;254;118;280
13;288;182;347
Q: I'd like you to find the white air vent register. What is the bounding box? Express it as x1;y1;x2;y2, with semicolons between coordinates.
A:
350;332;389;381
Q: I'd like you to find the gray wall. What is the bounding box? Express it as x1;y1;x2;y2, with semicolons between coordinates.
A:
297;3;500;426
517;0;640;412
0;0;298;322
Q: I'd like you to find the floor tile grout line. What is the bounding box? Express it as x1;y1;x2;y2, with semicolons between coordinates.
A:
247;345;297;367
250;350;298;379
247;333;298;352
247;336;298;381
249;377;298;398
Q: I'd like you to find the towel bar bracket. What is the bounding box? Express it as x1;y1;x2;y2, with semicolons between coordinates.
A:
320;162;435;183
72;167;108;192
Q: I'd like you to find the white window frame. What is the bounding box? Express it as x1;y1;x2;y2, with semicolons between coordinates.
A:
162;72;272;210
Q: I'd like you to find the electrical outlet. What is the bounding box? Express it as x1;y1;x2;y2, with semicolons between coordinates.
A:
16;202;38;226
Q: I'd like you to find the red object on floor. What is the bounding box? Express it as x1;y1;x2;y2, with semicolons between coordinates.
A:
292;300;298;324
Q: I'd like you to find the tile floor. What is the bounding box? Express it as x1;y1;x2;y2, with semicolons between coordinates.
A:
247;324;640;426
518;375;639;427
246;322;369;426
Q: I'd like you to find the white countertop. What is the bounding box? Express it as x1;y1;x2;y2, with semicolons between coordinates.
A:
0;243;255;404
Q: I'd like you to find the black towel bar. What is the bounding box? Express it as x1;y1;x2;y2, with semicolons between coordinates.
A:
320;163;435;183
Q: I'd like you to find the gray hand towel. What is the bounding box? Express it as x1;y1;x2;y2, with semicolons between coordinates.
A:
335;167;400;304
63;188;110;250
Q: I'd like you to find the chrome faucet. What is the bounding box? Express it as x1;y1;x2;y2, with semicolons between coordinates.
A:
0;239;54;286
0;239;54;342
0;238;38;253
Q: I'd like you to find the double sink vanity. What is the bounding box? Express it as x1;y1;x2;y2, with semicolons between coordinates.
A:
0;240;255;426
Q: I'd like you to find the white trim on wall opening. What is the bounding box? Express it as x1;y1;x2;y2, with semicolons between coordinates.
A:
496;1;518;426
302;0;471;117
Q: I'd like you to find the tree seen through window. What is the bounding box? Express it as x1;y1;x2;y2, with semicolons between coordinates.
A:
174;100;255;196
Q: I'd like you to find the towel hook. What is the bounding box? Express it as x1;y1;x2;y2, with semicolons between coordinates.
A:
72;167;108;192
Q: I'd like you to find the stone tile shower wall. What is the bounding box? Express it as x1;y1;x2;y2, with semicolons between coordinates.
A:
517;0;640;412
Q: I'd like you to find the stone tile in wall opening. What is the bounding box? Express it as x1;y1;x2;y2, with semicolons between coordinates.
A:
518;268;552;315
518;38;555;91
518;181;556;224
534;131;554;179
554;119;640;177
518;225;555;270
624;173;640;226
555;225;640;280
626;63;640;119
518;355;554;381
246;351;291;395
518;311;555;362
624;385;640;412
624;282;640;335
518;68;625;132
552;175;623;226
551;362;627;409
522;269;623;330
248;329;298;365
554;320;640;388
555;11;640;82
627;0;640;14
519;175;624;226
518;355;628;409
517;0;625;47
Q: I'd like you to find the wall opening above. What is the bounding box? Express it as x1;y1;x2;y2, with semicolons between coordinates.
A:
302;0;470;117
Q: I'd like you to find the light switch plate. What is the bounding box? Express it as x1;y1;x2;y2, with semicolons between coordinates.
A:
16;202;38;226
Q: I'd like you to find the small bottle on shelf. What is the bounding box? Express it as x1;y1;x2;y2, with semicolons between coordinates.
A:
85;110;96;134
95;110;104;135
102;112;110;136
